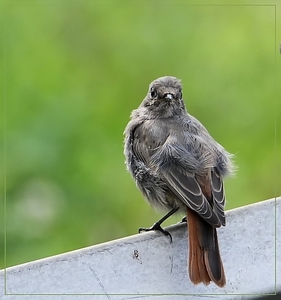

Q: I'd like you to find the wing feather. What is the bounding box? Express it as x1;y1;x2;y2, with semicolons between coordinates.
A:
161;167;222;227
211;168;226;225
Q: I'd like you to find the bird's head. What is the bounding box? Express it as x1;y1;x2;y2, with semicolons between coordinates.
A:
141;76;186;118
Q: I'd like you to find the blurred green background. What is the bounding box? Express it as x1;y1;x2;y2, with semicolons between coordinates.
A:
0;0;280;268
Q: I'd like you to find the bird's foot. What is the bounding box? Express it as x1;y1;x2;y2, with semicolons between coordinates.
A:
138;222;172;243
179;216;187;223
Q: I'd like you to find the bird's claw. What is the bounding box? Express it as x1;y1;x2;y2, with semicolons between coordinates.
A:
178;216;187;223
138;222;173;243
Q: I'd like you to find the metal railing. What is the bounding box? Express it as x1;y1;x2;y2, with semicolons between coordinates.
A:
1;197;280;300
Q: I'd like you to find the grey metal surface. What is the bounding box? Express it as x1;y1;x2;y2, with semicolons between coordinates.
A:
0;197;280;299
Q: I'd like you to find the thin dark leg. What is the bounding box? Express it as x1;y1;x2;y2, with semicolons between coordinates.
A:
138;206;179;242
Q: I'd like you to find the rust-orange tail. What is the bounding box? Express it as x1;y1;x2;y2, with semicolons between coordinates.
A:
187;208;226;287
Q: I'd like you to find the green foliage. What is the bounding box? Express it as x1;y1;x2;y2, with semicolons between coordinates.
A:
0;1;280;268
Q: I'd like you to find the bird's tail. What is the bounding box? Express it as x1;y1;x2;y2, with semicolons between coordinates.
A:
187;208;226;287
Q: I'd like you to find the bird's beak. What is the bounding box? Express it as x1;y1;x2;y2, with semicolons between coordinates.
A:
164;93;175;101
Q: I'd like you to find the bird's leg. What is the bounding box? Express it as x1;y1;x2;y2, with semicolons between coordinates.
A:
138;206;179;242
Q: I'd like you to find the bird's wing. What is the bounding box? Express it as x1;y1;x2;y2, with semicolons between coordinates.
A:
160;166;222;227
149;138;225;227
129;122;167;166
210;168;226;226
124;120;152;173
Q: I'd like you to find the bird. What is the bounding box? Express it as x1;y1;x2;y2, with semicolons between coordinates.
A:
123;76;234;287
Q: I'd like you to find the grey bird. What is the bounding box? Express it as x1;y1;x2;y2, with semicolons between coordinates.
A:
124;76;234;287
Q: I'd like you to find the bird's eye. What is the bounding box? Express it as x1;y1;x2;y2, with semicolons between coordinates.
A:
150;87;158;99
